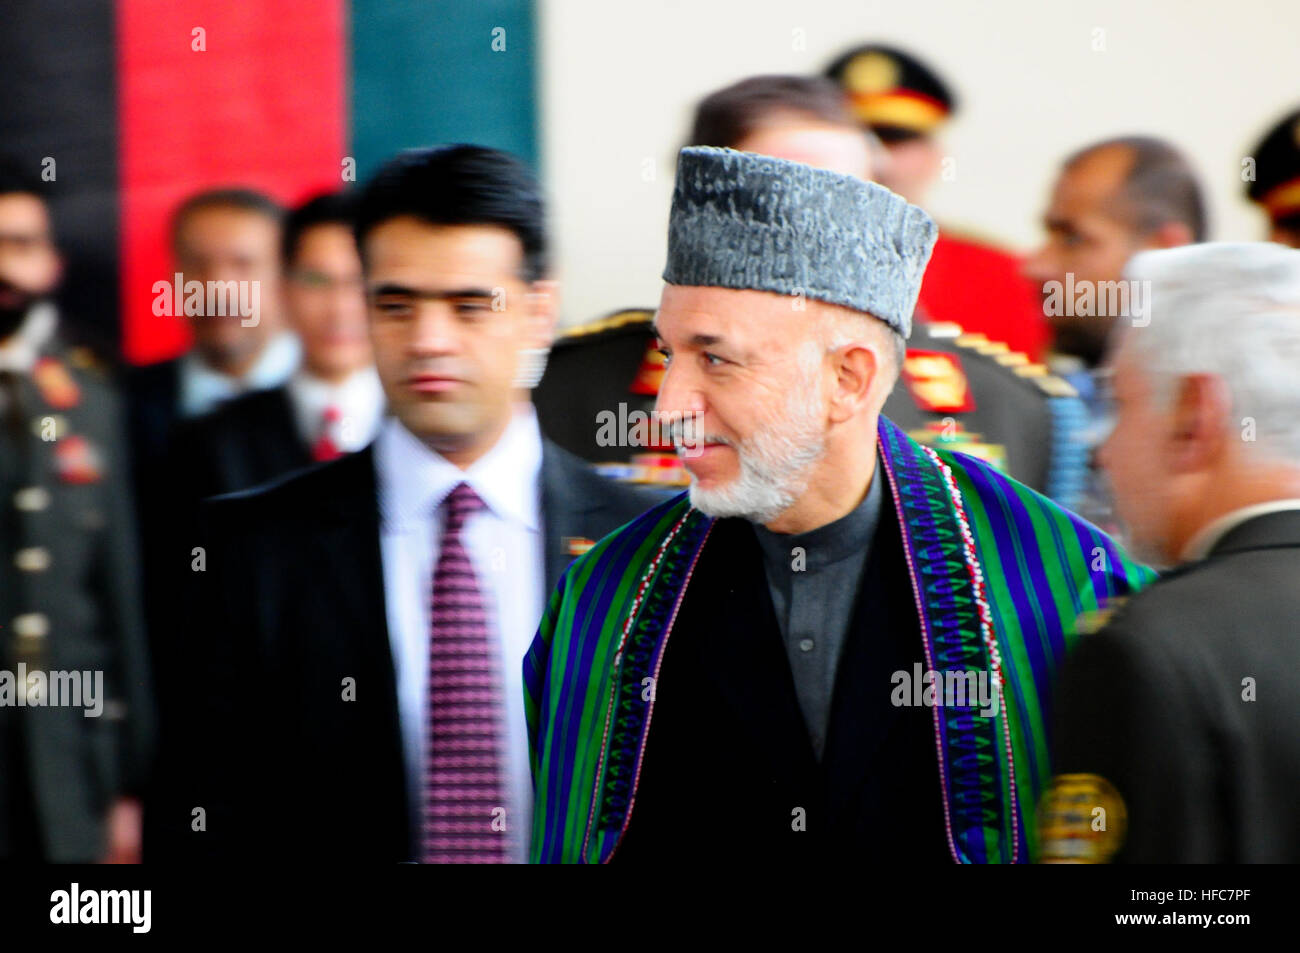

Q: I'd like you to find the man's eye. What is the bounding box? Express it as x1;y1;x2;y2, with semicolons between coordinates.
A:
704;352;726;367
455;300;491;316
375;300;411;316
656;347;671;365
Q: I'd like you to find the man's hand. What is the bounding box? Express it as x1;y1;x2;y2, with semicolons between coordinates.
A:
101;796;143;864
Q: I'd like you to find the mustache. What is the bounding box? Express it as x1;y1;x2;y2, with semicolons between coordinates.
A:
666;416;728;453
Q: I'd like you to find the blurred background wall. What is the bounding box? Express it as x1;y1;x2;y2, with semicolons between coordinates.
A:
0;0;538;365
540;0;1300;325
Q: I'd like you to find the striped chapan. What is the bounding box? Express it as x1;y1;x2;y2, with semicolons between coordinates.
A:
524;415;1156;863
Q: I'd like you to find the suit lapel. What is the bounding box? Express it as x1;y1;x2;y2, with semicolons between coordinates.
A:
539;439;598;595
312;447;391;660
264;386;313;468
293;446;409;856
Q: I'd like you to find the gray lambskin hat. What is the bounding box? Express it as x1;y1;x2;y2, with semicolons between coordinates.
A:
662;146;938;339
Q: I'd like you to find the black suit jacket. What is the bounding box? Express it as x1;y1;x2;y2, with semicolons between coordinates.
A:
168;436;655;862
1054;510;1300;862
143;386;312;801
166;386;311;502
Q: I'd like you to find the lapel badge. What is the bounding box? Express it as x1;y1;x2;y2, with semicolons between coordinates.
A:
901;349;975;413
53;434;103;484
563;536;596;557
1037;773;1127;863
32;357;81;409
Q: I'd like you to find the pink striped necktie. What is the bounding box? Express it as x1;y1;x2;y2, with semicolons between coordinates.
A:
421;481;514;863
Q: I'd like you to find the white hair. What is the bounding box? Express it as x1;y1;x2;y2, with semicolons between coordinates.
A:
820;308;904;399
1117;242;1300;461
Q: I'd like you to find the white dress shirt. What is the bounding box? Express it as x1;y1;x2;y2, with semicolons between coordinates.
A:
286;366;385;452
1179;499;1300;563
375;405;545;863
178;330;301;417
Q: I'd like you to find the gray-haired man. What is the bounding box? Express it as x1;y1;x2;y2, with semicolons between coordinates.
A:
1048;242;1300;863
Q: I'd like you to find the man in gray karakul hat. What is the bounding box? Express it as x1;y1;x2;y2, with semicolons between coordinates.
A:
523;146;1152;864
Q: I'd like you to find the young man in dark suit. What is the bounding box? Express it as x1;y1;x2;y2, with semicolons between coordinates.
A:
168;145;654;864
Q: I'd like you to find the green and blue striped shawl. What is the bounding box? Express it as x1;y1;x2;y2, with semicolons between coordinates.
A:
524;416;1155;863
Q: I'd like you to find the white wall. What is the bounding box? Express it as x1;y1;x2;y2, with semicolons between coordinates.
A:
538;0;1300;328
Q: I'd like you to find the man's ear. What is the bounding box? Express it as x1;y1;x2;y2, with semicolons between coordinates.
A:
524;278;559;349
827;339;881;424
1168;373;1230;473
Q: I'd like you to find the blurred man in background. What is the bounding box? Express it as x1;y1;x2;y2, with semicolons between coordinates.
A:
128;187;298;745
1245;107;1300;248
1024;135;1205;531
0;160;153;863
826;43;1051;360
167;190;381;500
129;188;297;468
690;74;880;179
173;145;654;864
144;192;381;855
1047;243;1300;863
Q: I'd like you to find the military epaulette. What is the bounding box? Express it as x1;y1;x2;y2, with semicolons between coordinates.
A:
1014;363;1079;398
949;331;1079;400
557;308;654;342
919;320;963;339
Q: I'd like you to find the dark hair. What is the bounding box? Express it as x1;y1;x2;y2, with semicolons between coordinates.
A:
0;157;49;204
1067;136;1209;243
169;187;284;252
353;144;547;282
689;75;856;149
282;190;356;266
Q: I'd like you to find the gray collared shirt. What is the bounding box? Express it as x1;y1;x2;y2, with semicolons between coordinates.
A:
752;467;883;760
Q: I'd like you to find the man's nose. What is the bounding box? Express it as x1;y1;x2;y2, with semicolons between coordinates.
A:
408;301;460;355
1022;243;1056;288
654;359;705;423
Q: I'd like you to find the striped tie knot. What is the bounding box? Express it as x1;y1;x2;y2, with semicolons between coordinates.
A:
442;481;485;533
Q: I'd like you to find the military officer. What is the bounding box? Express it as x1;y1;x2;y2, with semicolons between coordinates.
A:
534;74;1087;506
825;44;1051;361
1024;135;1205;533
0;160;154;863
1245;106;1300;248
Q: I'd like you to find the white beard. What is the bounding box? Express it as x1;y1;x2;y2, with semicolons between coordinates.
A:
680;367;828;524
